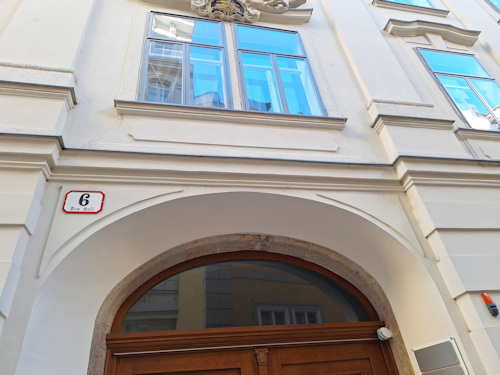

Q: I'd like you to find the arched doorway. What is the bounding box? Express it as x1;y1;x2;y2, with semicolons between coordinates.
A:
104;251;399;375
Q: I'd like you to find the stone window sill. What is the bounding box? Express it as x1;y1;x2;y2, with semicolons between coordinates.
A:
114;100;347;131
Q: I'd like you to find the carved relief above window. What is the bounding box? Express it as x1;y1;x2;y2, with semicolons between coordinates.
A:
143;0;312;24
193;0;258;23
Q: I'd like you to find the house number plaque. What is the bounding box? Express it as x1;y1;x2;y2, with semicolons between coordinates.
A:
63;191;105;214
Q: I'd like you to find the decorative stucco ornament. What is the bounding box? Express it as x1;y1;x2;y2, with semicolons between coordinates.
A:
249;0;306;14
191;0;307;22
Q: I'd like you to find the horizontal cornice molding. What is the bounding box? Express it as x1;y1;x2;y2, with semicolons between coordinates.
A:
3;134;500;190
455;127;500;141
115;100;346;131
0;63;76;108
0;133;62;178
384;19;480;47
0;80;76;109
395;155;500;190
372;114;454;132
373;0;449;17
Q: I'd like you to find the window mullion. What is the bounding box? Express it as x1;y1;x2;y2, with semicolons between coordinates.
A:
271;54;289;114
183;43;190;106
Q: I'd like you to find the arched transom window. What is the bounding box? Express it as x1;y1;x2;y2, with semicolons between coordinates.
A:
114;253;377;334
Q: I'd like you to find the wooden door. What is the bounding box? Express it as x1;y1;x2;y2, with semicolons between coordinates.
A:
105;323;399;375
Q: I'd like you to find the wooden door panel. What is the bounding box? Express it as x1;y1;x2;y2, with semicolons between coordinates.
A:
268;343;390;375
141;370;240;375
279;359;371;375
116;349;257;375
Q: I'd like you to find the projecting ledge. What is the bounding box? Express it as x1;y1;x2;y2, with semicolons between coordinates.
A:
372;115;471;160
372;115;454;132
0;80;76;110
115;100;346;131
384;19;480;47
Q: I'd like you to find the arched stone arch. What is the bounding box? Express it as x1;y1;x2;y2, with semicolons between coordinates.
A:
89;233;411;375
15;192;456;375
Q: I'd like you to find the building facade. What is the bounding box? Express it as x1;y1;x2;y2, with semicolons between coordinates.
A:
0;0;500;374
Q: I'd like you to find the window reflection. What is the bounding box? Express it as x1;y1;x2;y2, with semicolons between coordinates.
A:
420;50;489;78
146;42;183;105
151;14;221;46
384;0;434;7
121;260;371;333
142;13;229;109
420;49;500;130
236;25;324;116
190;47;226;108
241;53;282;113
277;57;322;115
237;26;302;56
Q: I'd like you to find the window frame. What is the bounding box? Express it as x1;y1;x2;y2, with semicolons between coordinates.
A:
111;251;379;333
233;23;326;116
486;0;500;12
256;304;323;326
138;12;233;109
417;48;500;131
384;0;434;7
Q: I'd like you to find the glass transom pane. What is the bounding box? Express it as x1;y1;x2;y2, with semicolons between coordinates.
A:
236;25;302;56
151;14;221;46
121;260;371;333
421;50;490;78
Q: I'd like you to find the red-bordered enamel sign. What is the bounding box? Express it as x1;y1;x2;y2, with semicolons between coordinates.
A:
63;191;105;214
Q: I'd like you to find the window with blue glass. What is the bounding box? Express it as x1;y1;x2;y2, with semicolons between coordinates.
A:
486;0;500;11
419;49;500;131
235;25;325;116
140;13;230;109
383;0;434;7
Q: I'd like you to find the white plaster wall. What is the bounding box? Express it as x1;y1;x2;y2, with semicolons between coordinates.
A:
0;0;95;70
10;191;471;375
1;1;500;375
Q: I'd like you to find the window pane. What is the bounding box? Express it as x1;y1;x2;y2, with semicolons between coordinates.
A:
277;57;322;116
295;311;306;324
189;46;227;108
438;75;494;130
307;312;318;324
151;14;221;46
145;42;183;104
386;0;433;6
241;53;282;113
274;311;286;325
121;260;371;333
260;310;272;326
470;79;500;130
409;0;433;6
237;25;302;56
421;50;490;78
